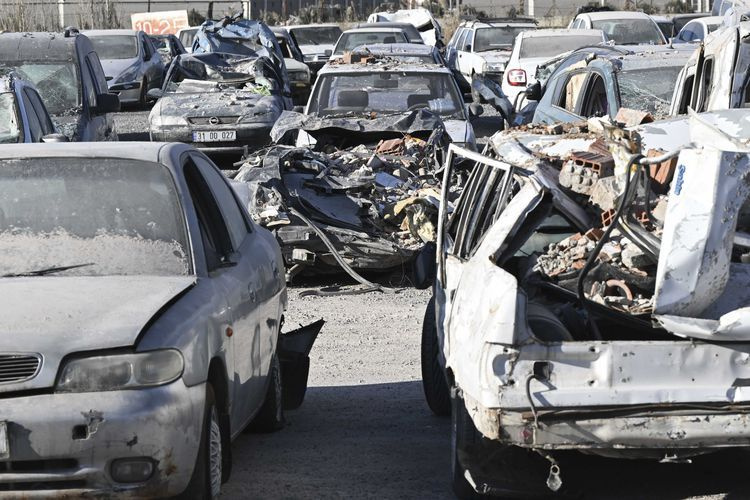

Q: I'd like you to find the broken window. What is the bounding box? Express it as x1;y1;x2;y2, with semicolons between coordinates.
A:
0;93;21;144
618;65;683;117
0;158;190;277
696;57;714;112
309;72;464;118
580;73;608;118
2;62;80;115
559;72;587;112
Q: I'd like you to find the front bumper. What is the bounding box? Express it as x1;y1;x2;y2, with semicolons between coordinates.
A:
0;380;205;498
151;122;274;154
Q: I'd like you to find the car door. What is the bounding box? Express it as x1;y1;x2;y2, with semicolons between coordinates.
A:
533;68;591;124
189;153;278;427
85;52;117;141
458;29;474;81
140;34;163;89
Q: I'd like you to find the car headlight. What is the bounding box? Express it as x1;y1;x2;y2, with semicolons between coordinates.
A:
289;70;310;84
149;111;186;129
303;54;315;63
113;64;141;85
57;349;184;392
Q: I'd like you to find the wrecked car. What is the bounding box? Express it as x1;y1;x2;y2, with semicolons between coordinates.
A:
191;14;292;108
0;71;63;143
0;142;321;498
147;52;286;155
149;33;187;66
0;31;119;141
348;42;444;65
419;109;750;497
286;24;342;75
367;7;443;46
229;107;454;278
84;29;166;108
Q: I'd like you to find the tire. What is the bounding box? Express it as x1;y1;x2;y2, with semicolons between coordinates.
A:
247;354;285;433
451;393;483;500
178;384;223;499
421;297;451;416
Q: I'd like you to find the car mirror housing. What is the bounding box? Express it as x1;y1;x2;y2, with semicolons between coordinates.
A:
147;88;163;101
94;93;120;114
525;81;542;102
469;102;484;117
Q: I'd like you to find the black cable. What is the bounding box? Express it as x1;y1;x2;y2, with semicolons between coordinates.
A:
576;154;643;341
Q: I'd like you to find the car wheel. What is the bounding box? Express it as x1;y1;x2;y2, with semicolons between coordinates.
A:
421;297;451;416
179;384;223;499
139;77;149;108
246;354;285;433
451;392;483;499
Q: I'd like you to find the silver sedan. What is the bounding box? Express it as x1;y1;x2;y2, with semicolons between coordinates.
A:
0;142;321;497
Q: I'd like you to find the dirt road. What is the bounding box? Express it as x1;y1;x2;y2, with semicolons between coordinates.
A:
113;112;749;500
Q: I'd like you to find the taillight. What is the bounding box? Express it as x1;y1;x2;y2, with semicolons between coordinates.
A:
507;69;527;87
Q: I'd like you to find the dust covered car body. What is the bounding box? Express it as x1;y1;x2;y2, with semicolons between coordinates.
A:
0;142;319;497
148;52;286;154
421;110;750;496
0;31;119;141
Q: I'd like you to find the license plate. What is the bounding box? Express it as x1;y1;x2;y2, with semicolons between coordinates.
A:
192;130;236;142
0;421;8;459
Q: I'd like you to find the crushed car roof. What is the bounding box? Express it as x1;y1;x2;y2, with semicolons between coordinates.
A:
0;32;79;61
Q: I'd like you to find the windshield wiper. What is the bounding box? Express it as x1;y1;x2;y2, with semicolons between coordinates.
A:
3;263;95;278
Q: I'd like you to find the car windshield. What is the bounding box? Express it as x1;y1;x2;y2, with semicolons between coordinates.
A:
334;32;408;54
0;158;191;277
519;34;603;58
592;19;664;45
164;56;272;94
291;26;342;45
310;71;464;119
618;65;683;116
0;62;80;115
473;27;528;52
0;93;21;144
89;35;139;59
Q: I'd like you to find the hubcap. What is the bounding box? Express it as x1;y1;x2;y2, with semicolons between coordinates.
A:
208;407;222;498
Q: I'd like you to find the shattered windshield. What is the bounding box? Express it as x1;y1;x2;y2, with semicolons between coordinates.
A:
618;65;683;116
0;93;21;144
592;19;664;45
0;158;191;277
473;27;528;52
164;56;273;94
290;26;342;45
89;35;139;59
1;62;80;115
520;34;603;58
334;32;408;54
310;71;464;118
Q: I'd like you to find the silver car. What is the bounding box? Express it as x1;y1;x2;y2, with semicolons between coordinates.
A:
84;29;165;107
0;142;320;497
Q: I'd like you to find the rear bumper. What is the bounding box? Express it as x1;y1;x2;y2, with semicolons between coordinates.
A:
0;381;205;498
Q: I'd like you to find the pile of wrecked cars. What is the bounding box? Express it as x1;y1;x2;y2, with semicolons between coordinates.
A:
418;107;750;497
228;54;483;281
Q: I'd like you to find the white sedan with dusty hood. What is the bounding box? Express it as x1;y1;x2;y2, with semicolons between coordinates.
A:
0;142;321;498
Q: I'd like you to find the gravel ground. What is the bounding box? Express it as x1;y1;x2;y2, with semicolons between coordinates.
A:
113;111;747;500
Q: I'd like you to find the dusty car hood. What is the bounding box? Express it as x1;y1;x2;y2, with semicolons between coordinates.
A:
100;57;140;80
0;275;195;354
153;90;281;123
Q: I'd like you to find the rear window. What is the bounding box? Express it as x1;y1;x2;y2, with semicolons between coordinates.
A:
474;27;529;51
592;19;664;45
519;34;603;58
89;35;139;60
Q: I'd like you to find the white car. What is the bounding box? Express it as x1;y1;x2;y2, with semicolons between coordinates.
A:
569;11;666;45
673;15;724;43
446;18;537;88
331;28;409;59
286;24;342;74
176;26;200;53
367;7;443;46
501;28;606;106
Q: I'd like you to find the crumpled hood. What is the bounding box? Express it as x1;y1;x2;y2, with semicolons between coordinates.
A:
100;57;139;80
153;90;281;123
0;275;195;391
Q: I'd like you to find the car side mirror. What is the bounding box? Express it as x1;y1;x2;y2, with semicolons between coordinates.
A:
465;44;472;52
468;102;484;117
41;133;69;143
147;88;163;100
94;93;120;114
412;242;436;290
525;81;542;102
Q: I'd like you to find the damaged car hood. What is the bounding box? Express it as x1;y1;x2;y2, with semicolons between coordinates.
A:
0;275;195;355
153;89;280;122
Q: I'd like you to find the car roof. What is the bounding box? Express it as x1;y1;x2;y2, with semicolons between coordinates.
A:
582;11;655;20
0;142;188;164
520;28;603;38
460;18;536;28
342;27;406;34
352;42;435;54
320;60;451;74
0;32;83;62
287;24;341;29
83;29;139;36
689;16;724;25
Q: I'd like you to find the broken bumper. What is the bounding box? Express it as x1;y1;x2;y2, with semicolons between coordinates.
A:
0;380;204;498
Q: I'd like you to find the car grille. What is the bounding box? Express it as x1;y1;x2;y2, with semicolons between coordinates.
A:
0;354;41;384
188;116;239;125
